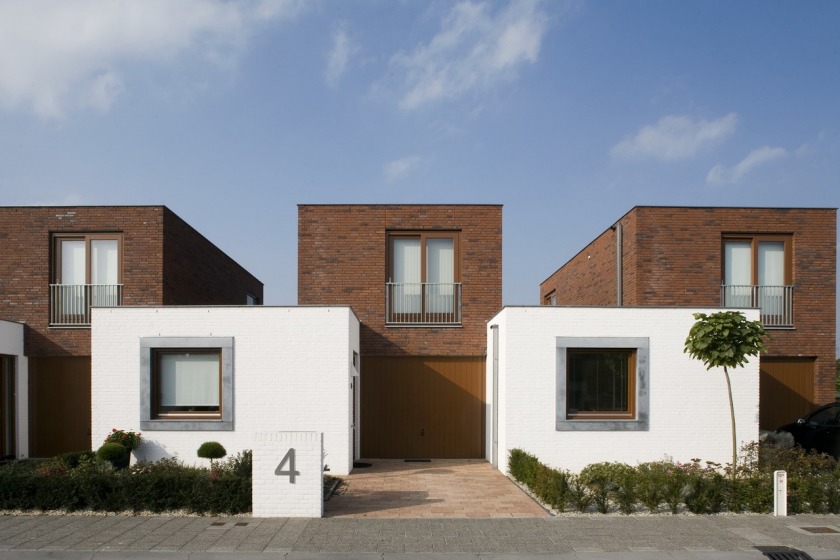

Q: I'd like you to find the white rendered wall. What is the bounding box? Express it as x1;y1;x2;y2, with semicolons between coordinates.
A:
0;320;27;459
91;306;359;475
487;307;761;474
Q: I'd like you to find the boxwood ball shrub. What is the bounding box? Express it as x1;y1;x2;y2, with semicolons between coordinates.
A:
96;443;129;469
197;441;227;460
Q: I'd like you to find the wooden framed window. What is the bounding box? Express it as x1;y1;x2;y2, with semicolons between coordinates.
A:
53;233;122;286
387;231;461;324
140;337;233;431
556;337;649;431
566;349;636;420
722;234;793;327
152;349;222;420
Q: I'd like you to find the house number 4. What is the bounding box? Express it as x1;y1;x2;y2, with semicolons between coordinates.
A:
274;448;300;483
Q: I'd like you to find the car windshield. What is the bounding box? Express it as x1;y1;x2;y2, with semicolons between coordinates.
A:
807;406;840;426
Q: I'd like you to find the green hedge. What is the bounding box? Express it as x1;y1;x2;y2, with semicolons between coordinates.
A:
0;451;252;514
508;440;840;514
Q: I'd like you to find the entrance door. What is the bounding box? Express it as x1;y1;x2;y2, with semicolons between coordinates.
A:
0;355;14;459
361;356;485;458
29;356;91;457
760;357;815;430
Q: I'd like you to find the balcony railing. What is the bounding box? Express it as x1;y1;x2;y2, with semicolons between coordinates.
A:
386;282;461;325
50;284;123;327
721;284;793;328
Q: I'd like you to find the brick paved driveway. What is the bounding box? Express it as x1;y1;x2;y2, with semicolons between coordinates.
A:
324;459;548;518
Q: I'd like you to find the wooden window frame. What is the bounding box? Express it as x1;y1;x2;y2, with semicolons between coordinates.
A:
721;234;792;286
52;233;123;285
566;348;636;421
151;348;223;421
387;230;461;284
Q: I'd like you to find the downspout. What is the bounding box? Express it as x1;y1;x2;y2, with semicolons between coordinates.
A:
615;222;623;306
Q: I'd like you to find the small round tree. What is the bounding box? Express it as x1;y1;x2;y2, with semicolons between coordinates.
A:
198;441;227;469
684;311;766;479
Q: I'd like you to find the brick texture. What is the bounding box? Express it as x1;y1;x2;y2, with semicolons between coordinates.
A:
0;206;263;357
540;206;837;406
298;205;502;357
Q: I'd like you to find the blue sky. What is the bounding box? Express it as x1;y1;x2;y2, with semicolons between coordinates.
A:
1;0;838;350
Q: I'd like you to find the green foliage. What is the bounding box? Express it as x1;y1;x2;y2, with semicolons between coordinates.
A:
96;443;128;463
579;462;617;513
508;448;540;487
635;461;669;512
566;473;592;512
103;429;142;452
197;441;227;460
684;311;767;370
0;450;252;514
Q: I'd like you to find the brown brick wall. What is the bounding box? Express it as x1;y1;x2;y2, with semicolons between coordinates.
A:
540;206;837;406
0;206;263;357
162;208;263;305
298;205;502;357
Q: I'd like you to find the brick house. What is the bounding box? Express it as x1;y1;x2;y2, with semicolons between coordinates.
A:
540;206;836;430
298;204;502;458
0;206;263;458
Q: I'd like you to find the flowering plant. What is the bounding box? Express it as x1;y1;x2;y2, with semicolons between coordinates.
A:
104;428;142;451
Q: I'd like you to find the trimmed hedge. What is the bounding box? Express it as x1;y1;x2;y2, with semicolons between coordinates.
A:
508;439;840;514
0;451;252;514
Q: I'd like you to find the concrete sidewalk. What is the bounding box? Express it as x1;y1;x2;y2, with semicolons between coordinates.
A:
2;513;840;559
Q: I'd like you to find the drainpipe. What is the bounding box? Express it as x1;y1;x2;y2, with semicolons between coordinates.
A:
615;222;623;306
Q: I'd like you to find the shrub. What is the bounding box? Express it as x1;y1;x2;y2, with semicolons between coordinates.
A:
532;464;569;512
96;443;129;470
508;448;540;487
566;473;593;512
636;461;668;513
198;441;227;461
579;462;617;513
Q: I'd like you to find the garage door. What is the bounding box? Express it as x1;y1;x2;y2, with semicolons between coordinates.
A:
361;356;485;458
760;357;815;430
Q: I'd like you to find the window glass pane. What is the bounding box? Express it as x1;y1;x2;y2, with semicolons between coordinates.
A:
426;238;454;313
159;352;220;410
724;240;752;308
392;238;421;313
568;351;630;414
61;240;86;284
91;239;118;284
758;242;784;286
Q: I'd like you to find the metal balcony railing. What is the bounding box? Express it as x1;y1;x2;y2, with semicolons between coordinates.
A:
386;282;462;325
50;284;123;327
721;284;794;328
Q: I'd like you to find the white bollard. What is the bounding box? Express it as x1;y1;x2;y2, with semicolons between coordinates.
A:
774;470;787;516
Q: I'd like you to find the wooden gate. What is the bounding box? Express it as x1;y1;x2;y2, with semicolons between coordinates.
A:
361;356;485;458
29;356;91;457
759;357;815;430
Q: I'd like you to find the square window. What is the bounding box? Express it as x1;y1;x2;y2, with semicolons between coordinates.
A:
556;337;649;431
140;337;233;431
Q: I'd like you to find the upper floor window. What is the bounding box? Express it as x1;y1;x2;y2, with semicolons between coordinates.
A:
386;231;461;325
544;291;557;306
50;233;123;327
722;235;792;328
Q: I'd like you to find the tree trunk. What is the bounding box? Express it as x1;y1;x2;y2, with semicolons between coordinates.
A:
723;365;737;480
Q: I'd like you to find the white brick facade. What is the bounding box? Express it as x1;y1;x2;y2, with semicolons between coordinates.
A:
486;307;761;474
91;306;359;475
252;432;323;518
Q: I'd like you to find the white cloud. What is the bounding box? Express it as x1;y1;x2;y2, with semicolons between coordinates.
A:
383;155;424;182
612;113;738;161
706;146;788;185
324;23;357;88
384;0;548;111
0;0;306;119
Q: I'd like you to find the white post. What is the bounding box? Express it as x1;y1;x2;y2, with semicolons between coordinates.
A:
773;470;787;516
252;431;323;518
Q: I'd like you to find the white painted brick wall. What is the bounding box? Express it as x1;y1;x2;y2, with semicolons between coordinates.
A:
91;306;359;475
0;320;28;459
486;307;761;474
252;431;323;518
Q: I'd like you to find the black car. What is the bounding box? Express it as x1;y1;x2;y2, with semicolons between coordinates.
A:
777;402;840;459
